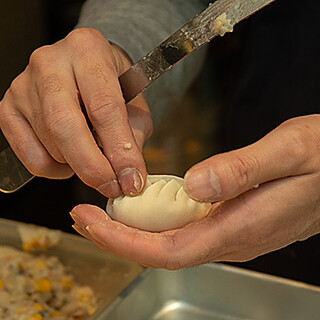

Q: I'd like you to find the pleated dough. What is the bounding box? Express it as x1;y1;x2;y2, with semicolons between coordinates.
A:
106;175;212;232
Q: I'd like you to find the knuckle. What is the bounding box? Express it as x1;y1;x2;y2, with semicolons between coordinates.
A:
68;27;96;41
3;74;29;114
45;108;76;140
29;45;53;70
88;91;124;126
0;99;10;124
226;153;260;189
67;29;116;75
40;74;63;96
68;28;104;53
28;47;64;96
9;75;23;94
8;73;28;101
76;163;107;189
0;96;18;129
87;61;116;79
80;62;117;92
281;122;316;165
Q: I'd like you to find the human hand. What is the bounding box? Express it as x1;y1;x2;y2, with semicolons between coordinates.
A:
0;28;153;197
70;115;320;269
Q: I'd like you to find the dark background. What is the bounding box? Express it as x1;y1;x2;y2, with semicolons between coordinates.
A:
1;0;320;286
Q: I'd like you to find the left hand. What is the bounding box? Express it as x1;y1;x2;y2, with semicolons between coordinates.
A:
70;115;320;269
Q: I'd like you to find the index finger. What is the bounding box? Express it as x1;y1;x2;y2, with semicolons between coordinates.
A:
71;203;223;269
71;29;148;196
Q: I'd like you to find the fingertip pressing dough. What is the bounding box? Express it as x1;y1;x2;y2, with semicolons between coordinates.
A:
106;175;212;232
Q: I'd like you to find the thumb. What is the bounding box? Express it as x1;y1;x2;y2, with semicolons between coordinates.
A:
183;123;310;202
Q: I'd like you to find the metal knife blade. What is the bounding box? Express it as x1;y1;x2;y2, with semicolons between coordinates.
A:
119;0;275;102
0;0;275;193
0;130;34;193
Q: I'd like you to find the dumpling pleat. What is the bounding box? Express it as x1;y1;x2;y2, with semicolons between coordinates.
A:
143;179;167;198
158;179;181;202
176;187;189;202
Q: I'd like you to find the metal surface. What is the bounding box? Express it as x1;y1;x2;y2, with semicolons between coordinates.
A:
0;130;34;193
0;218;144;319
119;0;275;102
2;219;320;320
101;264;320;320
0;0;275;193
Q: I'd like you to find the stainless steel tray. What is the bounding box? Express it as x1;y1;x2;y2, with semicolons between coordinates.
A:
101;263;320;320
0;218;143;319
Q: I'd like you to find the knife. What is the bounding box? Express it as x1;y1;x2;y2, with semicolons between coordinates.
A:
0;0;275;193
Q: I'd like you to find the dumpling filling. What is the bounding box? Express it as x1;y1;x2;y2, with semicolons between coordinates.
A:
0;245;97;320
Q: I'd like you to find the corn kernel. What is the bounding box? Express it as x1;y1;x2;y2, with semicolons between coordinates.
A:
50;311;63;317
15;307;28;315
35;260;47;270
23;239;42;251
35;278;52;292
61;277;73;290
23;241;32;252
18;263;25;271
0;280;4;289
80;294;91;303
26;314;43;320
88;306;96;315
33;304;44;311
23;235;48;252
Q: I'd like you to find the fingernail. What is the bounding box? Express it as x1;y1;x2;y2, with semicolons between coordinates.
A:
72;223;90;237
86;225;106;246
119;168;143;196
70;207;107;227
98;179;122;198
184;165;221;201
70;212;85;228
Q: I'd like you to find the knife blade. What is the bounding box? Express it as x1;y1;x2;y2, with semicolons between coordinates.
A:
0;0;275;193
0;130;34;193
119;0;276;102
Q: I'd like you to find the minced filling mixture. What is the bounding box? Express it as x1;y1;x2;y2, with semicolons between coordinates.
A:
17;225;62;253
0;245;97;320
213;13;234;36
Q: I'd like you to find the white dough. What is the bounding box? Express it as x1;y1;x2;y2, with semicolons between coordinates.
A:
106;175;212;232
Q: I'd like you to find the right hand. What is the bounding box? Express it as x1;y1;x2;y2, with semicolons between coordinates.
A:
0;28;153;198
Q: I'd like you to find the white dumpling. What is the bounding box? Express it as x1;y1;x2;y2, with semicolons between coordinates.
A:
106;175;212;232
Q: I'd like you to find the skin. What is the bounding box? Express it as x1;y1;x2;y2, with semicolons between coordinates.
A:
70;115;320;270
1;28;319;270
0;28;153;198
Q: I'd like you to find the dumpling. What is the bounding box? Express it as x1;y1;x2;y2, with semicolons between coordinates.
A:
106;175;212;232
